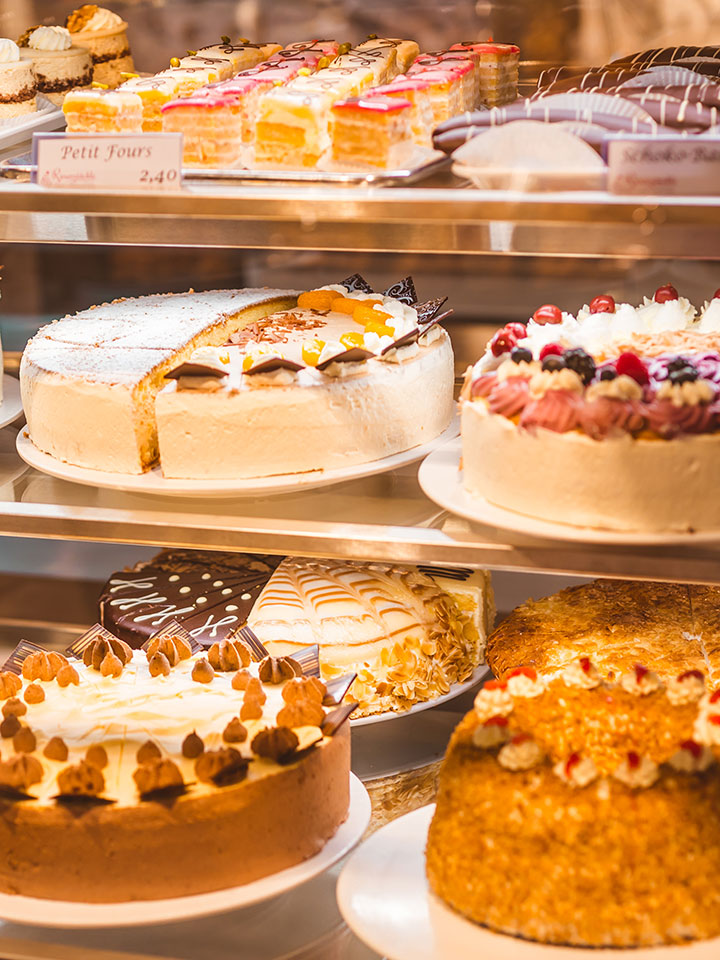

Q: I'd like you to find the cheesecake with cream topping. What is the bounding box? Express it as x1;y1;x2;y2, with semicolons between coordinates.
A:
0;632;351;902
17;26;92;105
65;5;133;87
0;38;36;117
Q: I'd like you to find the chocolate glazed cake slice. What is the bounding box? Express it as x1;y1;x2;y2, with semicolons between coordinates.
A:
98;550;281;647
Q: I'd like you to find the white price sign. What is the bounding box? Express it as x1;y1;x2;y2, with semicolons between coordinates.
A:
606;135;720;196
32;132;183;191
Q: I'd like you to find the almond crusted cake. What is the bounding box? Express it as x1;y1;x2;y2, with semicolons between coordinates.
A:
0;628;351;902
485;578;720;687
462;284;720;532
427;662;720;947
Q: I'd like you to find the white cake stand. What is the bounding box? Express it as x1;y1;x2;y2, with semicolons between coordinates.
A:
0;774;369;928
0;377;24;430
338;804;720;960
16;417;459;498
418;436;720;546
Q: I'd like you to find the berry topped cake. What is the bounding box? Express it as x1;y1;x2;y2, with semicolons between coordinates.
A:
427;660;720;947
461;283;720;532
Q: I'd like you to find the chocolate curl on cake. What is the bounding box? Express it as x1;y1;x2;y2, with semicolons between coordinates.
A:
382;276;417;305
316;347;375;371
195;747;249;786
338;272;374;294
164;362;228;380
208;638;252;672
243;357;305;376
144;620;199;657
133;757;184;797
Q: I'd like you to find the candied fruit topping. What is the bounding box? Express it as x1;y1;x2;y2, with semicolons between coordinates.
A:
710;689;720;704
340;331;364;349
680;739;703;758
539;342;564;360
490;331;516;357
504;322;527;339
484;680;508;691
507;666;537;681
634;664;649;682
333;296;381;316
483;715;509;727
565;752;581;774
654;283;679;303
354;303;392;327
364;319;394;338
302;338;325;366
511;733;531;745
589;294;615;314
627;751;641;769
580;657;592;674
297;289;336;311
616;352;649;386
679;669;704;682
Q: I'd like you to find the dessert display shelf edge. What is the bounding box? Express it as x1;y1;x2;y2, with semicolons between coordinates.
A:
0;773;369;929
0;98;64;154
337;804;718;960
16;415;460;498
350;664;489;727
0;148;449;187
418;435;720;546
0;377;24;430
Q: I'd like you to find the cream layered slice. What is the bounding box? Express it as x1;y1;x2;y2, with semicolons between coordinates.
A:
65;4;133;87
155;290;454;479
20;288;296;474
18;25;92;105
248;558;490;715
0;38;36;117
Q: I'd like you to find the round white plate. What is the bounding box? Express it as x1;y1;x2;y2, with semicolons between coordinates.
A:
338;804;720;960
16;416;460;499
350;664;489;727
0;774;370;929
0;377;24;430
418;436;720;546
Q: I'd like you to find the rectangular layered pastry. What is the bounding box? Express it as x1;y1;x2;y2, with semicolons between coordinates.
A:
162;92;244;167
62;87;142;132
330;95;414;168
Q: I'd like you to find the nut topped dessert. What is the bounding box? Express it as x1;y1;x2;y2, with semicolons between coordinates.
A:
462;284;720;532
0;627;352;902
427;662;720;947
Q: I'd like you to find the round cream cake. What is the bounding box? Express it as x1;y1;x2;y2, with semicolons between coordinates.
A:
461;286;720;532
0;632;350;902
21;282;454;479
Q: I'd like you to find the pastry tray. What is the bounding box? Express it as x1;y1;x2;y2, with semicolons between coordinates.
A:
0;98;64;155
0;147;450;187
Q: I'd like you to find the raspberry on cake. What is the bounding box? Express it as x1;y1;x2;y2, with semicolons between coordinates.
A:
62;85;142;132
0;631;351;902
330;95;414;169
427;669;720;947
0;38;37;117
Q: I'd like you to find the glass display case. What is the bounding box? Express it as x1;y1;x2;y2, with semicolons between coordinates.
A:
0;0;719;956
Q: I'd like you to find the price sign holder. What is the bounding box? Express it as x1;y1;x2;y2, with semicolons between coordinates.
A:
605;133;720;196
32;132;183;191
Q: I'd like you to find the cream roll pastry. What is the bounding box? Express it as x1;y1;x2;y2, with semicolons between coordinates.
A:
155;278;454;480
462;283;720;532
0;628;352;902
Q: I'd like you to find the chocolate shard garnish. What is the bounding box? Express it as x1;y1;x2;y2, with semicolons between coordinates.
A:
164;362;228;381
142;620;201;655
316;347;374;371
381;329;420;354
244;357;304;375
230;625;269;662
415;296;448;324
417;564;475;581
53;794;116;807
290;643;321;678
421;308;454;330
324;673;357;706
339;272;374;294
65;623;121;662
383;276;417;305
1;640;48;677
320;702;358;735
276;734;323;766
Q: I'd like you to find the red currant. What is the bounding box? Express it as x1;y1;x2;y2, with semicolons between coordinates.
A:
483;715;509;727
539;342;564;360
627;751;640;769
680;739;702;758
490;331;517;357
504;322;527;339
615;352;649;385
654;283;678;303
634;664;648;682
532;304;562;325
508;666;537;681
589;294;615;314
713;288;720;300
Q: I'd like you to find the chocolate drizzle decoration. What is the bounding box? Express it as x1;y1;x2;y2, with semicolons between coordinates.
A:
339;272;374;294
164;362;228;381
316;347;375;371
243;357;305;376
383;276;417;305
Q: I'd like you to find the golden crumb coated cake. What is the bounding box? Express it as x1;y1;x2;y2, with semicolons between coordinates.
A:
486;578;720;687
427;660;720;947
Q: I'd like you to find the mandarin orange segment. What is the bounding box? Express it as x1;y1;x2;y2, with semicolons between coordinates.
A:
297;290;336;311
353;303;392;326
302;338;325;366
364;320;394;337
340;331;364;349
332;296;382;316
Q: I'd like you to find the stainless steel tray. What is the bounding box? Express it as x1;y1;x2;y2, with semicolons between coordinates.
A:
0;150;450;187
